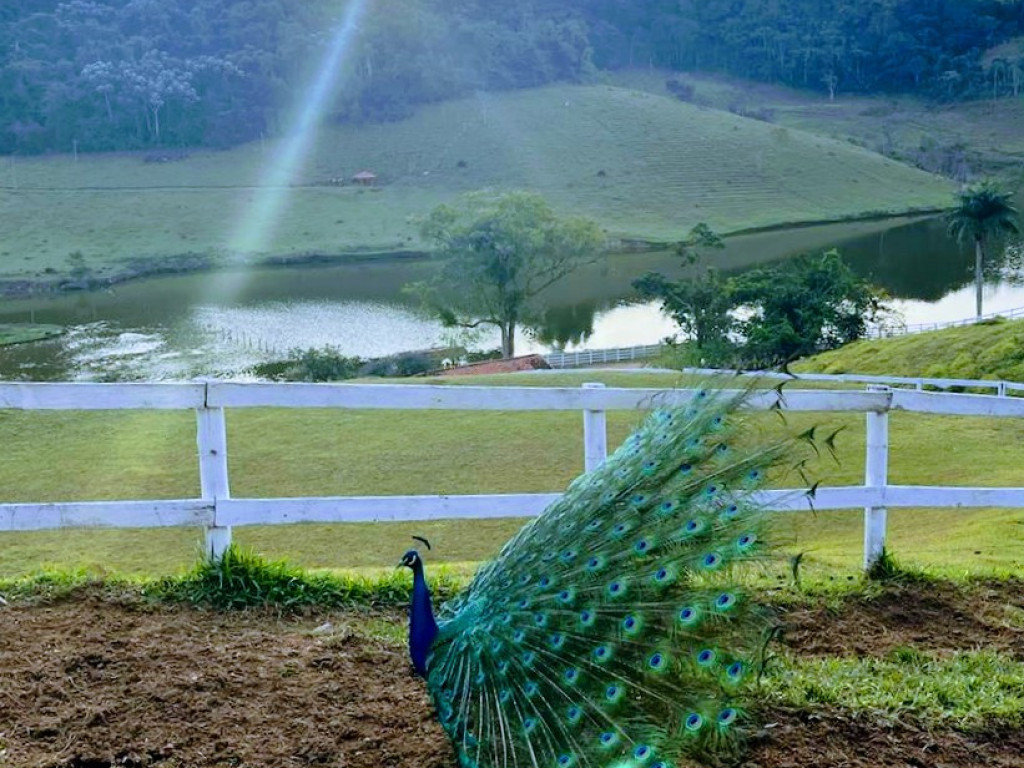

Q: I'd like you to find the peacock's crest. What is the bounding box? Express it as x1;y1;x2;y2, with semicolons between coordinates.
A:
404;384;816;768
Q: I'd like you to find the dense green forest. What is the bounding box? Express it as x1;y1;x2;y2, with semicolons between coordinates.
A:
2;0;1022;154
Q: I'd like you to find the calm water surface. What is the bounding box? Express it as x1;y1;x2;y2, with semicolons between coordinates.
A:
1;213;1022;381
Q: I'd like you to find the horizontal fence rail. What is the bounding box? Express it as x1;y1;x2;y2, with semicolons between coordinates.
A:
2;380;1024;569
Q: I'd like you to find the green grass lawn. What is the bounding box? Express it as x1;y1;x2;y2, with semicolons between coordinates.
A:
0;83;952;286
1;372;1022;579
794;316;1024;382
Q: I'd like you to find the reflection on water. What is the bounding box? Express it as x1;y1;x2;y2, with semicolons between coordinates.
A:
1;210;1022;381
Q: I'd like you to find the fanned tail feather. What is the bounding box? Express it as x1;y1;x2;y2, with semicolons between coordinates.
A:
426;383;816;768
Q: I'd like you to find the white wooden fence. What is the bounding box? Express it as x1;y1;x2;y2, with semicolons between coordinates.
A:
3;381;1024;570
544;344;663;368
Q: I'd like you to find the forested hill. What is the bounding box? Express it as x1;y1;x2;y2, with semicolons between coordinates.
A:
2;0;1023;155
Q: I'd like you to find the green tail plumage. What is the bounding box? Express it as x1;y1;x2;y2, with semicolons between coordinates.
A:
420;385;810;768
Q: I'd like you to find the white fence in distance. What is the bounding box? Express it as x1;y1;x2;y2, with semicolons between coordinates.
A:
876;304;1024;337
543;344;663;368
3;381;1024;570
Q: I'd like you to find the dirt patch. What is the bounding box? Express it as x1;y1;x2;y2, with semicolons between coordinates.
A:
745;709;1024;768
780;579;1024;659
0;594;451;768
2;590;1022;768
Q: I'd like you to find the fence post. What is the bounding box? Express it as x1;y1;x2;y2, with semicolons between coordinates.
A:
582;382;608;472
863;385;891;570
197;397;232;561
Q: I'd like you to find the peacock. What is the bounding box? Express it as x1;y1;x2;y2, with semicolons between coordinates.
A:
399;385;814;768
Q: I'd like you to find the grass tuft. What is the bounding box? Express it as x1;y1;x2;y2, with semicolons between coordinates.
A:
763;650;1024;729
151;545;464;610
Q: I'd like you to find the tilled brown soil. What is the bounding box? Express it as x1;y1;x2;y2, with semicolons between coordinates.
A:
781;579;1024;659
1;583;1022;768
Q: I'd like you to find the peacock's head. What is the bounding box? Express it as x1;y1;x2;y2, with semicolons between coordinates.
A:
398;550;422;569
398;536;432;569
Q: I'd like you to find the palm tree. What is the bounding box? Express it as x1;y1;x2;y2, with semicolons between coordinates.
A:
947;181;1021;319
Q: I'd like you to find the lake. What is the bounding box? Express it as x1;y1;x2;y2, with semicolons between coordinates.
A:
1;213;1022;381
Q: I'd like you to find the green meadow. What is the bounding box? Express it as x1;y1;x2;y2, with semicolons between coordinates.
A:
794;316;1024;383
0;83;952;287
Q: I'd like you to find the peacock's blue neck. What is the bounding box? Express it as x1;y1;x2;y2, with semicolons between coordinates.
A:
409;560;439;677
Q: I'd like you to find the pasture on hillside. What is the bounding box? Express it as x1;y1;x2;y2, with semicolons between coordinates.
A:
0;84;952;288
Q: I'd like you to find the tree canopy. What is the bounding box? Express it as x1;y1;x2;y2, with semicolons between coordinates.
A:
2;0;1022;154
411;191;605;359
638;248;887;368
947;181;1022;318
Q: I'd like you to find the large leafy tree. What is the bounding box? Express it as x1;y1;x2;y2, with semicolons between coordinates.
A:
947;181;1021;319
411;191;605;358
730;250;887;367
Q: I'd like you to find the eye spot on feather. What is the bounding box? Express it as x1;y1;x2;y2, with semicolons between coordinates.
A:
622;614;641;635
557;753;576;767
679;463;693;475
580;609;596;627
585;555;606;573
607;579;627;598
600;491;617;504
702;552;723;570
491;640;503;654
647;652;667;671
682;518;705;536
633;538;652;556
523;717;538;733
557;588;576;604
611;523;630;538
737;533;757;550
549;632;566;649
500;612;513;624
499;689;511;704
705;484;719;497
524;680;539;696
593;645;613;663
541;551;556;562
727;661;745;681
685;713;705;732
641;460;658;475
633;745;653;762
598;731;619;749
605;684;625;704
652;566;675;586
539;575;553;589
717;442;728;454
517;598;531;610
678;606;700;626
564;667;580;684
560;549;578;563
534;612;548;627
718;707;738;726
630;493;648;506
697;648;717;666
723;504;740;519
513;630;526;644
497;661;509;675
585;520;602;533
658;500;676;515
715;592;737;611
517;573;531;586
566;706;583;724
